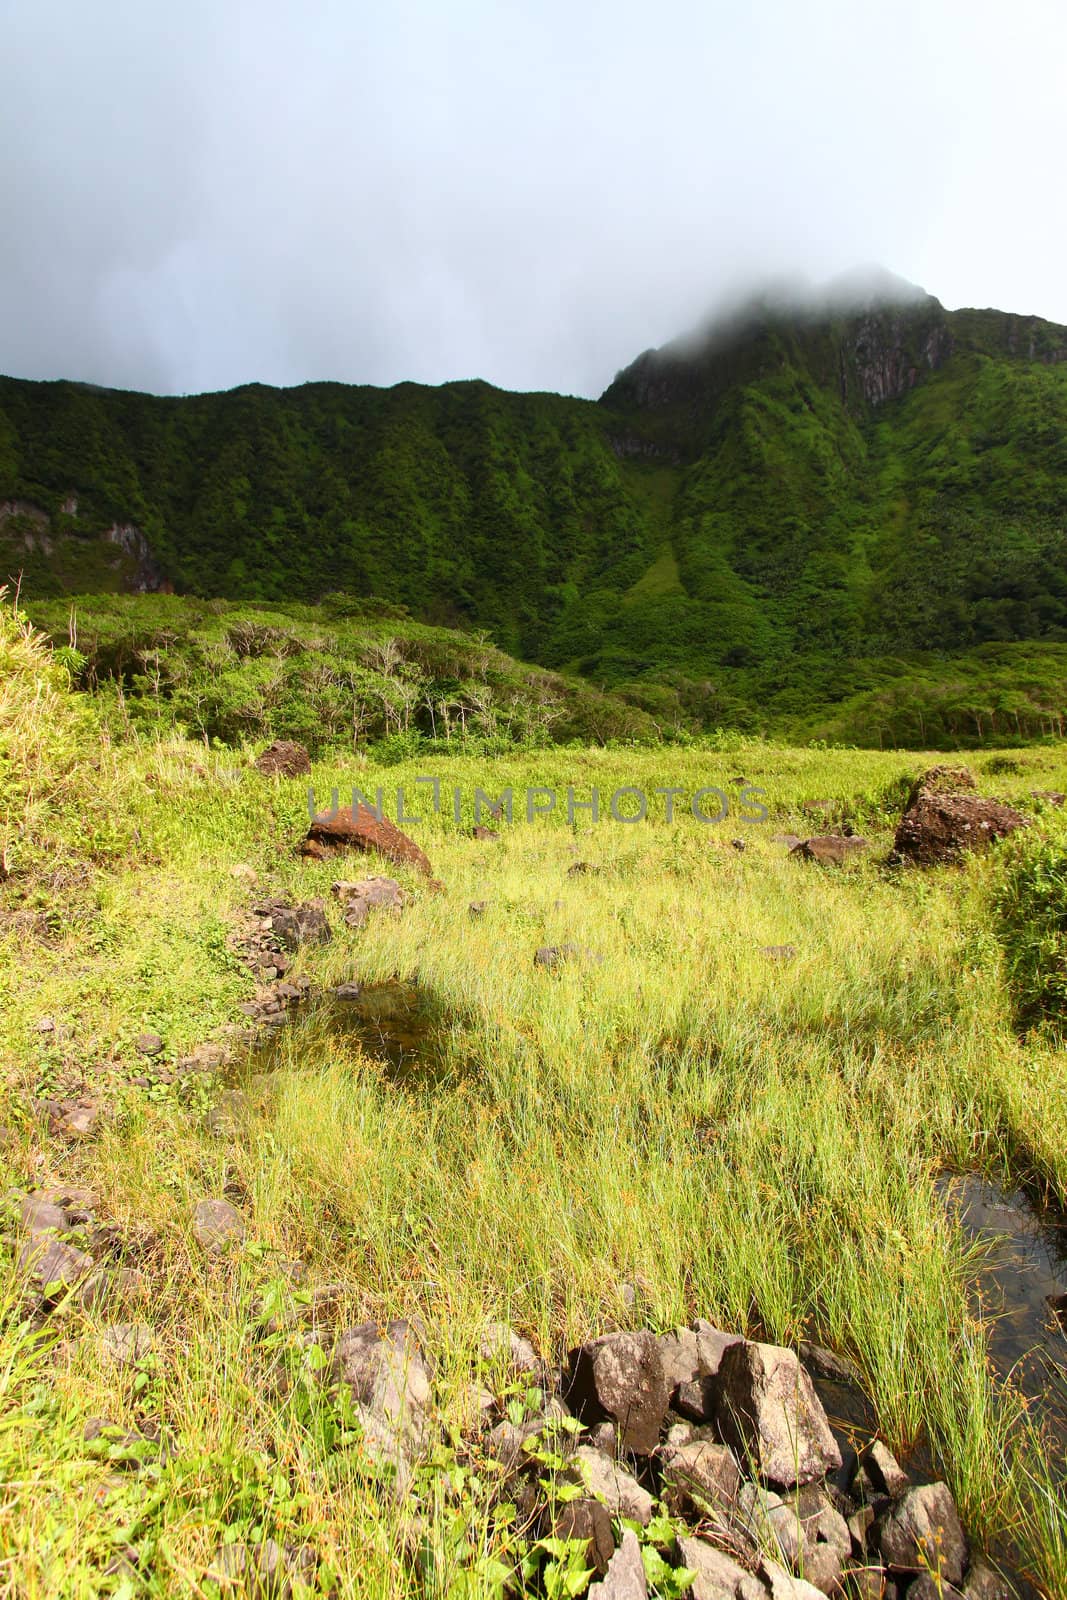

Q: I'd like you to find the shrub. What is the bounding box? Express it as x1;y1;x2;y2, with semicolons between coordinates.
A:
991;836;1067;1036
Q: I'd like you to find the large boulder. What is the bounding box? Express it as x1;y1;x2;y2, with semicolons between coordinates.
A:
711;1340;842;1488
302;804;433;877
874;1482;968;1587
563;1330;670;1455
330;1320;432;1492
254;740;312;777
892;770;1026;866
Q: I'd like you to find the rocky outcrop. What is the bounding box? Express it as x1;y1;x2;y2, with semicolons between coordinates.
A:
253;740;311;777
892;768;1027;866
302;804;433;877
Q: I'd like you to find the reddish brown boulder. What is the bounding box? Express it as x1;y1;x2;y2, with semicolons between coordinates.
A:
791;835;869;865
302;805;433;877
892;782;1027;867
254;740;311;777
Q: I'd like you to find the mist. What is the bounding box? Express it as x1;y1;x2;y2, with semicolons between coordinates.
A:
2;0;1065;399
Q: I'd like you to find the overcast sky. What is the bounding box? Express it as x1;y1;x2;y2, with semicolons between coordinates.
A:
2;0;1065;399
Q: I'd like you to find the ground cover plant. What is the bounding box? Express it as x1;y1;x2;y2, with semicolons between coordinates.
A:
2;593;1067;1597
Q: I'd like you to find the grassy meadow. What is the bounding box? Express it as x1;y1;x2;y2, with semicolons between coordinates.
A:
3;600;1067;1597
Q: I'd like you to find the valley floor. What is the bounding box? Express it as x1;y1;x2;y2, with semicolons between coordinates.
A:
3;617;1067;1597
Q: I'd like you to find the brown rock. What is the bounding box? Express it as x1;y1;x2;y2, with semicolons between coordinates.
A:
254;740;311;777
1031;789;1065;807
303;804;433;876
711;1339;842;1488
587;1528;647;1600
472;825;499;840
906;766;976;804
192;1198;247;1254
892;788;1027;867
874;1482;968;1586
550;1498;615;1577
563;1330;670;1455
332;876;406;928
659;1438;740;1521
677;1537;766;1600
791;835;869;866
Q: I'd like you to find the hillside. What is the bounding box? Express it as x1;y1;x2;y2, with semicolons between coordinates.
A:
4;279;1067;743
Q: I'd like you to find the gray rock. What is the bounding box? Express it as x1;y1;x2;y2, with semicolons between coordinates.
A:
588;1529;647;1600
487;1397;571;1470
678;1536;767;1600
332;876;406;929
331;1320;432;1492
135;1033;163;1056
798;1341;861;1385
907;1579;964;1600
659;1439;740;1522
875;1483;968;1587
18;1235;93;1295
478;1321;542;1376
191;1198;247;1253
563;1330;669;1455
572;1445;654;1526
549;1498;615;1577
264;901;331;949
961;1562;1014;1600
776;1483;852;1593
758;1554;831;1598
712;1340;842;1487
19;1194;69;1235
859;1440;909;1498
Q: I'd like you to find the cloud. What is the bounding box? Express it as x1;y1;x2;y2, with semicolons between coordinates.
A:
1;0;1064;398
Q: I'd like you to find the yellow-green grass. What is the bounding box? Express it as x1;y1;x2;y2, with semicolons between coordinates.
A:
3;611;1067;1596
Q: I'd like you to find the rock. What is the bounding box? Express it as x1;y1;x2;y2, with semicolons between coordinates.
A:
56;1101;101;1137
572;1445;655;1525
568;861;600;876
906;766;976;803
961;1561;1014;1599
772;834;803;849
907;1580;964;1600
468;900;489;917
333;981;363;1001
732;839;747;852
208;1538;317;1596
36;1017;56;1034
678;1536;767;1600
791;836;869;866
892;774;1026;867
758;1554;832;1599
534;944;603;969
302;804;433;877
472;826;499;840
760;944;797;962
842;1569;892;1599
858;1440;909;1498
659;1438;740;1521
1030;789;1065;807
191;1198;247;1254
711;1339;842;1488
487;1397;571;1470
100;1322;153;1368
848;1504;876;1555
332;876;406;928
18;1235;94;1296
478;1321;542;1377
253;740;312;778
257;900;331;949
549;1498;615;1578
20;1194;69;1235
588;1529;647;1600
135;1033;164;1056
799;1341;862;1386
875;1483;968;1586
563;1330;670;1455
230;862;259;883
776;1484;852;1594
330;1320;432;1491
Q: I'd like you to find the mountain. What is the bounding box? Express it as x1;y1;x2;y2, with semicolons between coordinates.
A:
3;275;1067;743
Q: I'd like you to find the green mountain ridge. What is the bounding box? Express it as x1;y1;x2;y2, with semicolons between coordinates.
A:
3;281;1067;744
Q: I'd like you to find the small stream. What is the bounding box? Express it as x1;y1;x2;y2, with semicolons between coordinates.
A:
938;1171;1067;1454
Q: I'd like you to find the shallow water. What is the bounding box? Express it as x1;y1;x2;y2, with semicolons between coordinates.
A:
938;1171;1067;1452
